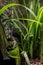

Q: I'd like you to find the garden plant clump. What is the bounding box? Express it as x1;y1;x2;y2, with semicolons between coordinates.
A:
0;0;43;65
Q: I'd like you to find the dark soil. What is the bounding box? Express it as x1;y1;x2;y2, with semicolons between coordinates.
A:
0;59;16;65
0;50;43;65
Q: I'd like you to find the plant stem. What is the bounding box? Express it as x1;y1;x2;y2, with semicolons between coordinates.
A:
21;51;30;65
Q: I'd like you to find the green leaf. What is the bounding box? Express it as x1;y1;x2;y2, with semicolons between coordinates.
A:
11;19;24;36
37;7;43;21
11;19;28;33
8;46;19;58
0;3;37;20
0;3;20;15
16;18;37;23
36;7;43;34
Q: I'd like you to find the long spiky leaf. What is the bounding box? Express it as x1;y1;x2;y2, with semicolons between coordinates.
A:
37;7;43;21
0;3;37;20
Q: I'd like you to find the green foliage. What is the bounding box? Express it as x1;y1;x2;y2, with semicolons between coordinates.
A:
0;1;43;62
8;46;20;58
